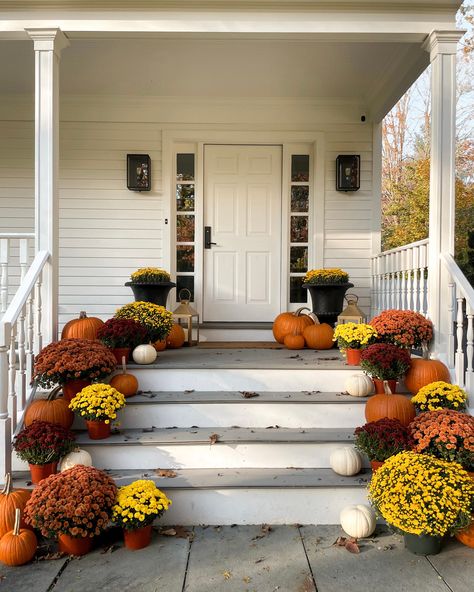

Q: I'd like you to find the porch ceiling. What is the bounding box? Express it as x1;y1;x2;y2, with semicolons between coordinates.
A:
1;36;428;120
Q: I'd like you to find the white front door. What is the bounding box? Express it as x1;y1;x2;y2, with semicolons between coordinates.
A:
203;145;282;322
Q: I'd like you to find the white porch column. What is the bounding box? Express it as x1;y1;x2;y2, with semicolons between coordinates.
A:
26;28;69;345
423;30;463;356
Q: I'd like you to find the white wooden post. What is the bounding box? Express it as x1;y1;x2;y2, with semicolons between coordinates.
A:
26;28;69;346
423;30;463;357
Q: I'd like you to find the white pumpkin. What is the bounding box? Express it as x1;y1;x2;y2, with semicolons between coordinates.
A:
345;374;374;397
132;344;157;365
340;504;376;539
59;448;93;472
330;446;362;476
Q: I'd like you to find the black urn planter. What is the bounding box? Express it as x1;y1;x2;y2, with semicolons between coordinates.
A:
302;282;354;327
125;282;176;307
403;533;443;556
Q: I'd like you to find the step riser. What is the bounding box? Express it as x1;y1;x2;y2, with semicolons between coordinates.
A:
73;403;366;430
157;488;369;525
200;329;274;342
81;442;367;470
132;369;352;391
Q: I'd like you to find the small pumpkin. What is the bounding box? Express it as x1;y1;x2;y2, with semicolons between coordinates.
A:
404;345;450;394
272;307;314;344
0;474;32;538
59;448;93;472
365;382;415;426
345;374;374;397
329;446;362;476
110;357;139;397
456;519;474;548
303;320;334;350
340;504;376;539
0;509;37;566
61;311;104;341
132;344;157;365
153;339;167;352
24;385;74;429
284;333;306;350
166;324;185;349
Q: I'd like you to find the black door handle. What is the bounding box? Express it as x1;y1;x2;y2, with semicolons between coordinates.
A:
204;226;217;249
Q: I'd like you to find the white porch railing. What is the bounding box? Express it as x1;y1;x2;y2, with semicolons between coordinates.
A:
371;239;429;317
0;233;35;314
0;250;49;476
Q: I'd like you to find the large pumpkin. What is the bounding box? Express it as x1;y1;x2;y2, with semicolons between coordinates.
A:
365;393;416;426
273;307;314;344
0;474;31;538
24;385;74;429
0;509;37;566
110;357;139;397
405;358;450;395
61;311;104;341
303;323;334;350
166;324;185;349
284;333;306;350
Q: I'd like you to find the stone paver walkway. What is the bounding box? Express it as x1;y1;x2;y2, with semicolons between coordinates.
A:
1;525;472;592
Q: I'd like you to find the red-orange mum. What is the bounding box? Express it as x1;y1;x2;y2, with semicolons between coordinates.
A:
370;309;433;349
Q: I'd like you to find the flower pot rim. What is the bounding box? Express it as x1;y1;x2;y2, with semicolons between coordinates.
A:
125;281;176;287
302;282;354;288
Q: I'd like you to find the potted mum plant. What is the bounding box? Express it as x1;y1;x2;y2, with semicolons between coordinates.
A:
411;381;468;413
408;409;474;472
333;322;378;365
24;465;117;556
354;418;410;472
112;479;172;550
13;421;76;484
360;343;411;394
369;451;474;555
370;309;433;349
97;318;148;364
125;267;176;307
69;383;126;440
302;268;353;326
114;301;174;343
33;339;117;401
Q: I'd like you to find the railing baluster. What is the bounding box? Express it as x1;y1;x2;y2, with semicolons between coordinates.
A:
0;239;8;314
447;282;455;368
35;271;43;355
8;325;17;432
17;304;27;413
401;249;408;309
466;303;474;395
26;290;35;386
456;296;465;387
0;335;12;478
412;246;420;313
420;243;428;317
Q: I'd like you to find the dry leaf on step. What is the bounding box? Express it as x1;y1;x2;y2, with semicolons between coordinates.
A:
160;528;177;537
223;571;232;580
252;524;273;540
240;391;260;398
184;389;195;393
345;539;360;554
155;469;177;478
209;433;220;445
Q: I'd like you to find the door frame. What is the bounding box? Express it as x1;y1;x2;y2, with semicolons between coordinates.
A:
163;130;325;319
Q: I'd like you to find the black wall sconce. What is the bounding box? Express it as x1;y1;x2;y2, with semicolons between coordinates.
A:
336;155;360;192
127;154;151;191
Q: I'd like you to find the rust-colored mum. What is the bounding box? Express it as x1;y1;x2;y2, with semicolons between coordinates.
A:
370;310;433;349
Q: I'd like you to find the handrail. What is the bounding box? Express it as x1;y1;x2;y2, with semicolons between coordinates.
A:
441;253;474;304
0;233;35;239
376;238;429;257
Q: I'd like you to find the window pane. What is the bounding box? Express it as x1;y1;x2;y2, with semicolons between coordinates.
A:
291;155;310;182
176;275;194;302
176;215;195;242
290;276;307;303
177;246;195;272
291;186;309;212
177;153;195;181
176;184;195;212
290;216;308;243
290;246;308;273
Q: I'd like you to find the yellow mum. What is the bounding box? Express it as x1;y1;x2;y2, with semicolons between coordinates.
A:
303;268;349;285
69;383;126;421
333;322;378;349
411;381;468;412
112;480;172;530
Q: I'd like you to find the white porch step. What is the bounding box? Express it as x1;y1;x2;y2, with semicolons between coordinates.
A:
75;426;362;470
72;391;367;430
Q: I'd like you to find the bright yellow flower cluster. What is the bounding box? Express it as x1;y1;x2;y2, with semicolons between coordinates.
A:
115;301;174;341
333;322;378;350
303;268;349;285
369;451;474;537
411;381;468;412
69;383;126;423
112;480;172;529
130;267;171;283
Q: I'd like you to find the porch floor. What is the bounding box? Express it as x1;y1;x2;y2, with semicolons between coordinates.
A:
2;524;472;592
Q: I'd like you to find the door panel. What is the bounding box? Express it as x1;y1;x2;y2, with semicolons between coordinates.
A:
204;145;282;322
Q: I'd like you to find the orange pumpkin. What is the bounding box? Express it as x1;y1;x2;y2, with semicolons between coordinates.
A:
61;311;104;341
365;393;416;426
110;357;138;398
24;386;74;429
273;307;314;344
153;339;167;352
0;509;37;566
0;474;31;538
166;324;185;349
456;519;474;548
405;358;450;395
284;333;306;350
303;323;334;350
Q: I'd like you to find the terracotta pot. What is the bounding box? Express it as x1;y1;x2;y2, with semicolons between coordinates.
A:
346;348;362;366
370;460;384;473
123;524;153;550
403;533;442;556
372;379;397;394
85;419;111;440
112;347;131;364
62;379;92;402
29;461;57;485
59;533;93;556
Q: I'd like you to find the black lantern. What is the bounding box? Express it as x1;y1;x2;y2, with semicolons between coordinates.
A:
336;155;360;192
127;154;151;191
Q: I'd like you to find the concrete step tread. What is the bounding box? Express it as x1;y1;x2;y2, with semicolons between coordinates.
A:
12;467;370;490
75;426;355;445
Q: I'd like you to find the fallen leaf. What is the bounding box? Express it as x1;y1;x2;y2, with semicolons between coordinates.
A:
160;528;177;537
289;354;300;359
243;576;252;584
255;557;265;564
155;469;177;478
345;539;360;554
35;551;65;561
265;425;280;429
209;433;220;445
100;544;118;554
299;575;316;592
223;570;232;580
240;391;260;398
252;524;273;540
303;390;321;395
175;525;194;539
184;389;195;393
333;536;348;547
